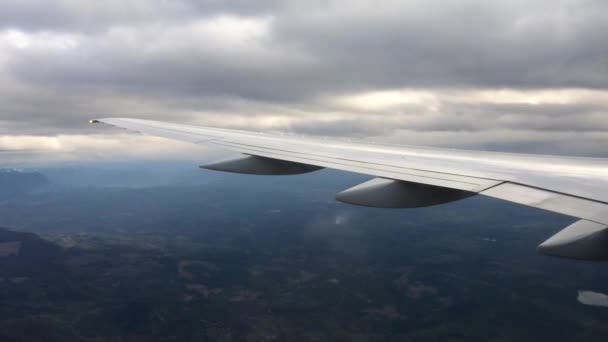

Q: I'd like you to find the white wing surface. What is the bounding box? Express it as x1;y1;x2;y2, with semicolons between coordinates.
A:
92;118;608;260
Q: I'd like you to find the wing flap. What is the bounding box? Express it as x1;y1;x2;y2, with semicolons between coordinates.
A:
481;183;608;226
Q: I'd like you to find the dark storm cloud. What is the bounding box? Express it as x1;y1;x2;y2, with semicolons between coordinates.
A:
0;0;607;157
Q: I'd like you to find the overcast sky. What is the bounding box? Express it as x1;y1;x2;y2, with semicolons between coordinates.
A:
0;0;607;162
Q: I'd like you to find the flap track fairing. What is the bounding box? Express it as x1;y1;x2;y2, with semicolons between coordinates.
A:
537;220;608;260
336;177;475;208
201;154;322;175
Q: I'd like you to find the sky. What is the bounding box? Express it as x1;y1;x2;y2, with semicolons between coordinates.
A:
0;0;607;163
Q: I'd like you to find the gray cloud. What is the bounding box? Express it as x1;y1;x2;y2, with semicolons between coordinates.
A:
0;0;607;159
5;1;608;94
0;1;282;32
273;0;608;90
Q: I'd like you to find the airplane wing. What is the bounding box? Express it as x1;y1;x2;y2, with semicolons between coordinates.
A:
91;118;608;260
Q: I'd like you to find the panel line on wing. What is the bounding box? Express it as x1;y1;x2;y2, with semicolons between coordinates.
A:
212;140;503;185
113;119;264;141
212;141;498;183
211;142;476;183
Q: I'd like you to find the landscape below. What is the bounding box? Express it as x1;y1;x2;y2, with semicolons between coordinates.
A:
0;163;607;341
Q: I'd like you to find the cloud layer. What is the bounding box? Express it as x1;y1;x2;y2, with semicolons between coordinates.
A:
0;0;607;161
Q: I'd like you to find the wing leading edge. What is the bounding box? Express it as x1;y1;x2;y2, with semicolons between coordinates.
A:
91;118;608;260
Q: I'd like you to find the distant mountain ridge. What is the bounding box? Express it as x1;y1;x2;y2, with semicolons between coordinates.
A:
0;169;50;197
